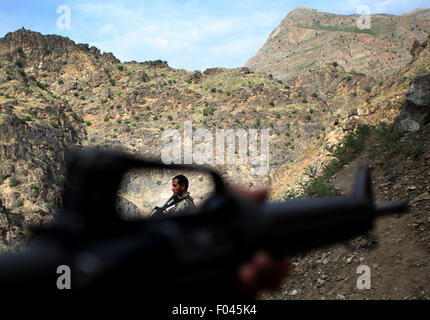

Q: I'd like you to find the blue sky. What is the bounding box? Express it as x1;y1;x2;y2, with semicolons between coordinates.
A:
0;0;429;71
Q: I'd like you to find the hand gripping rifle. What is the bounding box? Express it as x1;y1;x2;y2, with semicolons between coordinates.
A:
0;149;408;299
150;195;180;217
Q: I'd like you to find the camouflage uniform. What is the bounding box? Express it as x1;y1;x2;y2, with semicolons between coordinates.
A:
168;192;195;214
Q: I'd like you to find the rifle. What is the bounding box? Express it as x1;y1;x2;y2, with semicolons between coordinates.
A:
0;149;408;299
150;195;180;217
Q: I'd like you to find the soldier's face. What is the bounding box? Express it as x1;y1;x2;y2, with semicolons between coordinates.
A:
172;179;186;196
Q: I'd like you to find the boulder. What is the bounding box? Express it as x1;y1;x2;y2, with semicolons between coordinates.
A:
410;38;428;57
186;71;203;84
239;67;252;74
394;73;430;132
115;196;141;219
0;199;10;228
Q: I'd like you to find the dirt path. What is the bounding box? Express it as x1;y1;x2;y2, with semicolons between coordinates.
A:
263;126;430;300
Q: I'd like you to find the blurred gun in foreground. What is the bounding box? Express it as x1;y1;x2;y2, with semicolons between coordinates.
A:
0;149;408;299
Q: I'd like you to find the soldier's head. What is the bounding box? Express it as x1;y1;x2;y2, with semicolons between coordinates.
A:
172;174;188;196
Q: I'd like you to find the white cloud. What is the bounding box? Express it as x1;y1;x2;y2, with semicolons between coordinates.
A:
71;0;428;71
87;6;282;70
76;2;145;22
99;23;116;35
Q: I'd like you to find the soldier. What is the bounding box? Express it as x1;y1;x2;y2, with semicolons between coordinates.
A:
168;174;195;214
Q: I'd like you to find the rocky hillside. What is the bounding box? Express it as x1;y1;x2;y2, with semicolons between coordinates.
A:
0;20;429;305
269;35;430;200
246;7;430;80
0;28;385;234
262;101;430;300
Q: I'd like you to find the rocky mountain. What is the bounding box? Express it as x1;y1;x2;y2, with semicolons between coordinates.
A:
0;10;429;299
0;25;428;244
246;7;430;80
0;28;383;224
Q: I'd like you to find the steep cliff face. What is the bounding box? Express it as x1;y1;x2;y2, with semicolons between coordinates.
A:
246;7;430;80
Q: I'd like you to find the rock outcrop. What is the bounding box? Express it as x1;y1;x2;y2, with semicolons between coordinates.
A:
395;72;430;132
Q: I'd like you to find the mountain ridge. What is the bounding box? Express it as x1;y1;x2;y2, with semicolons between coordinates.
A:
0;19;430;300
246;7;430;80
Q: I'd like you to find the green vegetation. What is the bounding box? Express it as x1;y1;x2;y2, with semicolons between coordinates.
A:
298;23;375;35
46;202;54;209
289;124;372;199
14;59;23;68
58;79;64;85
21;116;31;122
365;86;372;93
269;100;275;107
10;178;20;187
16;199;23;208
325;124;371;177
297;166;338;198
375;123;425;160
36;81;48;90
